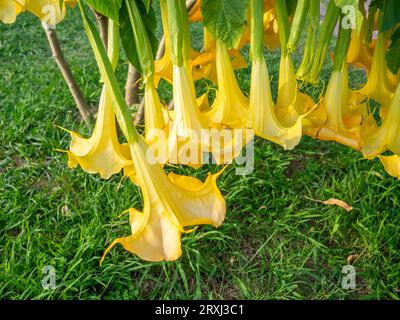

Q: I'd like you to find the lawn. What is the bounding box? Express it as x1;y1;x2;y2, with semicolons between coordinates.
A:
0;7;399;300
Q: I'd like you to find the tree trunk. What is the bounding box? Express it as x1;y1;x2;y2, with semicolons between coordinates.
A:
43;23;90;123
93;11;108;50
125;64;141;107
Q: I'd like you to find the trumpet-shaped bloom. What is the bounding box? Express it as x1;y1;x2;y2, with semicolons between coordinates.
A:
101;135;226;262
0;0;23;23
306;65;368;150
361;83;400;158
154;3;216;86
204;40;249;128
247;58;303;150
275;53;314;127
143;82;168;144
61;86;132;179
353;33;394;109
347;28;373;70
164;63;210;165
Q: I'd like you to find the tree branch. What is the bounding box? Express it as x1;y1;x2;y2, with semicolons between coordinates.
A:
43;23;90;123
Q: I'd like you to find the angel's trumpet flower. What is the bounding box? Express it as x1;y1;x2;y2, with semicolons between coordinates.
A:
377;155;400;179
247;0;302;150
60;17;131;179
314;64;365;149
166;63;210;165
204;40;249;128
160;0;212;166
274;0;314;127
143;82;168;144
77;0;226;262
101;135;226;262
347;28;373;70
275;53;315;127
0;0;23;23
353;32;394;109
154;0;215;86
60;86;132;179
307;24;368;149
361;83;400;158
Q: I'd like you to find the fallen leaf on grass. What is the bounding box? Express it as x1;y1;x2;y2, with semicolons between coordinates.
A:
305;196;353;212
322;198;353;212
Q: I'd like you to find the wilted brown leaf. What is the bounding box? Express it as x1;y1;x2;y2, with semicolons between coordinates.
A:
322;198;353;212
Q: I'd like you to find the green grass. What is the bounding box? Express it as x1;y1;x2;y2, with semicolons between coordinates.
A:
0;8;399;300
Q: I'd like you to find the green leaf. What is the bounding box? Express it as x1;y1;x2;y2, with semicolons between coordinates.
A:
201;0;248;49
386;26;400;74
119;0;158;73
372;0;400;32
84;0;122;21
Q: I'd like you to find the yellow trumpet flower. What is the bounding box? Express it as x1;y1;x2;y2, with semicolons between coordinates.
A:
353;33;394;110
101;135;226;262
60;86;132;179
315;65;368;149
247;57;303;150
143;82;168;144
165;63;210;165
275;53;314;127
0;0;23;23
204;40;249;128
347;28;373;70
154;1;215;86
361;83;400;158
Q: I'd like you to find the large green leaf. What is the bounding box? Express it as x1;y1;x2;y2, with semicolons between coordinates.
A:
119;0;158;73
372;0;400;32
386;26;400;74
201;0;248;49
84;0;122;21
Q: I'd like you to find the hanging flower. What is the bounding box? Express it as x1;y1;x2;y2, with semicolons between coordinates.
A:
59;86;132;179
101;135;226;262
352;33;394;111
361;82;400;158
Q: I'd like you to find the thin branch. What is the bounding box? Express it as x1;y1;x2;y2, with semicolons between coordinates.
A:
42;23;90;123
125;64;141;107
93;11;108;49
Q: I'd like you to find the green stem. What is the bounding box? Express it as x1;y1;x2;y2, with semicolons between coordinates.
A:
332;16;351;71
125;0;155;82
364;5;376;45
308;0;340;82
287;0;310;53
77;0;138;143
249;0;264;61
275;0;290;55
164;0;185;66
296;0;319;78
